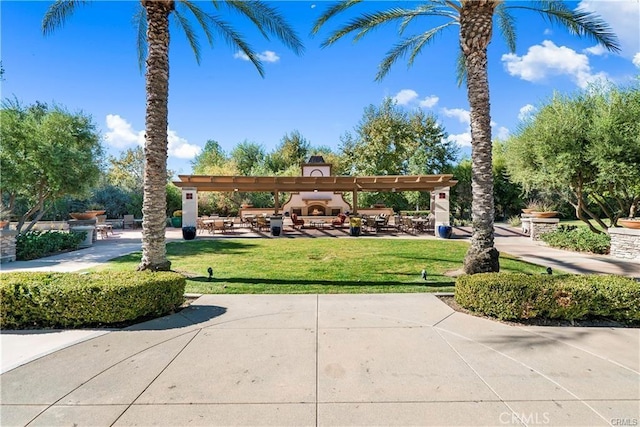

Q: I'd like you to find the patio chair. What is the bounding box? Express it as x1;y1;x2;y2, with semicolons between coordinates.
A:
123;214;134;229
256;216;269;231
331;213;347;227
291;213;305;229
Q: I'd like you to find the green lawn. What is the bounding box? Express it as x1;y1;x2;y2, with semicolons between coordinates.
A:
96;238;550;294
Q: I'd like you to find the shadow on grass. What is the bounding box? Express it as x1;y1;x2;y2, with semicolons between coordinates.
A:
187;276;454;288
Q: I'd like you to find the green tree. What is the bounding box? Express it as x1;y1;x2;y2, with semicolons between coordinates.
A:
0;101;102;233
505;85;640;232
312;0;619;273
192;140;229;175
230;140;266;176
340;98;453;209
107;147;145;193
492;140;523;221
43;0;303;271
266;130;311;174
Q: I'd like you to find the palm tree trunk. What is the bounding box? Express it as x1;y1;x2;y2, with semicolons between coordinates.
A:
460;1;500;274
138;0;173;271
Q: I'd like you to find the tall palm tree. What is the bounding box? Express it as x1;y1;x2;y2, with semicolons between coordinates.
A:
43;0;303;271
312;0;619;274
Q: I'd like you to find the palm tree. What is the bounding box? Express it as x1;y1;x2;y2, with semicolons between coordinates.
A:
43;0;303;271
312;0;619;274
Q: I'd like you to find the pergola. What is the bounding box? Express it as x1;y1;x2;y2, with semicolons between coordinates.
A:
174;174;457;212
173;174;457;231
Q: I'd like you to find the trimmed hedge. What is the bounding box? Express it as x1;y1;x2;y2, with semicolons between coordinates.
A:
455;273;640;323
17;230;86;260
1;271;186;329
540;227;610;254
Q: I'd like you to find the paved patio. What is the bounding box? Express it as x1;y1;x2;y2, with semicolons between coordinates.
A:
2;293;639;426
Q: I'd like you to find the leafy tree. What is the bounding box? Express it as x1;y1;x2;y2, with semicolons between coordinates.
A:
0;101;102;233
312;0;619;273
450;159;472;221
230;141;266;176
340;98;454;208
43;0;303;271
266;130;311;173
192;140;229;175
492;141;523;221
107;147;145;193
505;85;640;232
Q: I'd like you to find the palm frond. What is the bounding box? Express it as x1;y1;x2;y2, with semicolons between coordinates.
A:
173;6;202;64
224;0;304;55
311;0;362;36
376;22;455;81
398;3;457;35
180;0;215;46
495;3;516;53
42;0;89;36
206;14;264;77
508;1;620;52
133;5;147;72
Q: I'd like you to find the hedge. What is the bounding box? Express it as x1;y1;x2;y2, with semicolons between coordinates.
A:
455;273;640;323
0;271;186;329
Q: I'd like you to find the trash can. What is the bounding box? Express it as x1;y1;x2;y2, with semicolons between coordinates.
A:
270;215;283;236
70;225;95;248
349;217;362;237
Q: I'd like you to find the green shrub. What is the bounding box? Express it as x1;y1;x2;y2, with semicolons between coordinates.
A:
0;271;185;329
455;273;640;323
540;227;610;254
16;230;86;260
507;215;521;227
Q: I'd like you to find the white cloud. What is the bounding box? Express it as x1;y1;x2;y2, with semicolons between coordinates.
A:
633;52;640;68
501;40;609;88
167;130;202;159
104;114;201;160
543;28;553;36
310;4;316;8
233;50;280;63
495;126;510;140
447;132;472;147
584;44;607;56
105;114;144;148
578;0;640;59
419;95;439;108
518;104;536;122
393;89;419;105
441;107;470;124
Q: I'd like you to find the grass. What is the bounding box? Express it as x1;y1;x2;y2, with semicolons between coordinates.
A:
95;238;551;294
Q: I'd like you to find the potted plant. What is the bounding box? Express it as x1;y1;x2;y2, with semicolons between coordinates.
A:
531;202;558;218
618;218;640;229
182;225;196;240
171;210;183;228
521;199;541;214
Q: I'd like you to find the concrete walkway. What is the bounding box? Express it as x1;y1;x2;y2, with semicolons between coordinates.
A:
1;226;639;425
2;294;639;426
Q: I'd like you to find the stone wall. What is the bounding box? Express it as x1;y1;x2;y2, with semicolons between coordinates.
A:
0;229;18;263
520;217;559;241
608;227;640;261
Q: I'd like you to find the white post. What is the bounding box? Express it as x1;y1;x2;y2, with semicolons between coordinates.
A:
433;186;450;235
181;187;198;227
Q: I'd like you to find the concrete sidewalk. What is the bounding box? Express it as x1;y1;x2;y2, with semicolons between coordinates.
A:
2;294;638;426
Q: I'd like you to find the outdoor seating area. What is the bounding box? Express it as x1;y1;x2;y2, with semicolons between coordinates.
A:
197;216;235;234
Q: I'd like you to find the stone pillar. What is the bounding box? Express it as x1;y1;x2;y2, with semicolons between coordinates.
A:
608;227;640;261
0;229;17;263
433;186;450;230
530;218;559;240
181;187;198;228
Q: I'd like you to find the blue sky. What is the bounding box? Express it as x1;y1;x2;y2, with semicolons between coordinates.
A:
2;1;639;176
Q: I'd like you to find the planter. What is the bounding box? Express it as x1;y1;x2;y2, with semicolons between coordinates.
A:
86;210;106;216
171;217;182;228
182;226;196;240
521;208;535;214
70;212;99;220
270;215;283;236
349;217;362;237
619;219;640;229
531;211;558;218
0;220;8;229
437;225;452;239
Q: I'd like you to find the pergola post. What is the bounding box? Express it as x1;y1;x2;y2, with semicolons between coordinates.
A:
274;190;280;214
352;188;358;214
181;187;198;228
433;186;450;236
